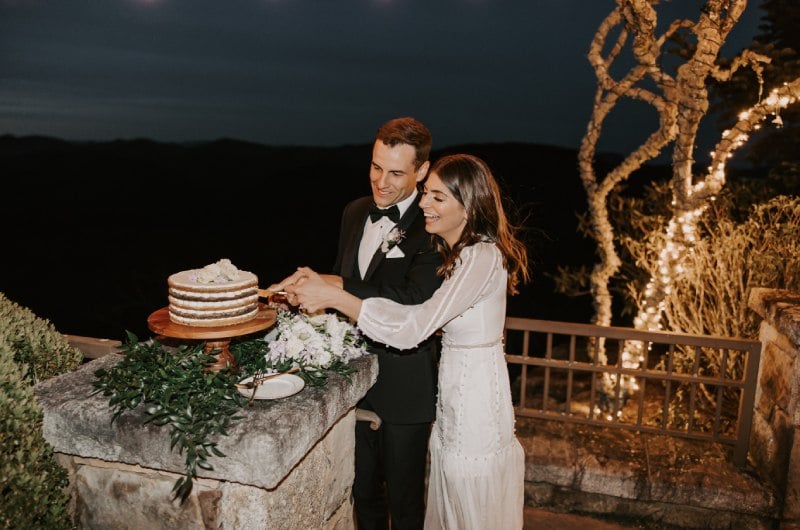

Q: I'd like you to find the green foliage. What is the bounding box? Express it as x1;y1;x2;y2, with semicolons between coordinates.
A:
0;293;83;385
91;331;361;503
0;344;73;529
91;333;245;503
0;293;85;528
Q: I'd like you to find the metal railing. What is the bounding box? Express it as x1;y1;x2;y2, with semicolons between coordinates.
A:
504;318;761;466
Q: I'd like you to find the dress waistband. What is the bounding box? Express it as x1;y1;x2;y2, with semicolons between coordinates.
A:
441;337;503;350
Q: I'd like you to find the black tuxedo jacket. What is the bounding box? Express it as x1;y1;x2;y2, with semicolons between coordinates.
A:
332;194;443;424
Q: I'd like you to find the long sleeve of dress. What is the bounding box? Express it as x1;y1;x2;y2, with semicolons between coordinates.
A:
357;242;503;351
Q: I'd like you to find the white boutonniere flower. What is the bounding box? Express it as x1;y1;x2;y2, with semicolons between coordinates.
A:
380;227;406;253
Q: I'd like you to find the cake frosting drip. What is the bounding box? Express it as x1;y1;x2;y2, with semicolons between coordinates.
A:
167;259;259;327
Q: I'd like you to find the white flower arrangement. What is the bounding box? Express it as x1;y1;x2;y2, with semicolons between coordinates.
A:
263;309;368;371
380;227;406;253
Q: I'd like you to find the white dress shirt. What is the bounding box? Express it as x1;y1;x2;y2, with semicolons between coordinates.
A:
358;190;418;278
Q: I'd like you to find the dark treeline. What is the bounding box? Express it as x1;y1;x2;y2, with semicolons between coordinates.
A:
2;135;662;341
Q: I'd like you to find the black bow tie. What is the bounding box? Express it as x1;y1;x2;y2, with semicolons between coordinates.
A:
369;204;400;223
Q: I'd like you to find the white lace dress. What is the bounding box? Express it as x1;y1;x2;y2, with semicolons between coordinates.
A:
357;242;524;530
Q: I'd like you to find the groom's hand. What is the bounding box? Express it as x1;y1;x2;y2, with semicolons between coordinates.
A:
266;267;308;293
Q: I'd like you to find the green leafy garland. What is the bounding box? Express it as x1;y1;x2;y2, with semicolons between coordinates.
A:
90;330;359;503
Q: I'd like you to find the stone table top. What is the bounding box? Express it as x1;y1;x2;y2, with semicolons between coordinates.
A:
35;353;378;489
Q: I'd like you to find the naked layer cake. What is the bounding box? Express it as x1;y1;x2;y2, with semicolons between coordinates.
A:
167;259;259;327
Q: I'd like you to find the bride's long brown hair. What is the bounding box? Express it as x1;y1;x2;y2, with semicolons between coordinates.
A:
428;154;530;295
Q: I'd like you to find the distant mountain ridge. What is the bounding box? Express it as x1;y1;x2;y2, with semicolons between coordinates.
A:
2;135;641;340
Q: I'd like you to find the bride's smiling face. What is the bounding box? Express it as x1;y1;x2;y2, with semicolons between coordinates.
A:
419;172;467;247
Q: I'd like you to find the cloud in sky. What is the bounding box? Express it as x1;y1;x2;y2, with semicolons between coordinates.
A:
0;0;763;153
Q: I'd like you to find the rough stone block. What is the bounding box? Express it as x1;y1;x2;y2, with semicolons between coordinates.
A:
784;426;800;520
75;465;211;529
758;340;794;412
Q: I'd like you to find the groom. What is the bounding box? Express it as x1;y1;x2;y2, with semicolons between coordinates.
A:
273;117;442;530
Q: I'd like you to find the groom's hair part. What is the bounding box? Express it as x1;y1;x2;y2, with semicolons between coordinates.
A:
375;117;432;170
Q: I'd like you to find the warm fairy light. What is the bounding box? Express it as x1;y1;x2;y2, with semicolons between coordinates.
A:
614;82;799;400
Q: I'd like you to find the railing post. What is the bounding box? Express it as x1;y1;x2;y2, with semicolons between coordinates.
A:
733;342;761;467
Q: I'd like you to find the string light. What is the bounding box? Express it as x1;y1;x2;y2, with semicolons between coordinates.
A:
614;81;800;399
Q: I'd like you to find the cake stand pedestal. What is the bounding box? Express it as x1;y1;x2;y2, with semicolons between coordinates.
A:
147;304;276;372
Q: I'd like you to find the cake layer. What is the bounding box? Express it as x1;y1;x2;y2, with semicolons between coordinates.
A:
168;293;259;311
168;269;258;293
168;287;258;302
168;306;260;328
169;304;257;319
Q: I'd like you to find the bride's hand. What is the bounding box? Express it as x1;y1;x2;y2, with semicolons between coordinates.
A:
287;267;337;313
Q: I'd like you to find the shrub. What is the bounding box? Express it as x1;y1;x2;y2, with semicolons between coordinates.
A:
0;344;73;529
0;293;81;528
623;192;800;340
620;189;800;430
0;293;83;384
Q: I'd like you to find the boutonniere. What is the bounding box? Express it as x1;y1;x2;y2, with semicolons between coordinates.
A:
381;227;406;253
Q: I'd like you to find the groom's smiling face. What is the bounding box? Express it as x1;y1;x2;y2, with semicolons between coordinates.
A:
369;141;428;209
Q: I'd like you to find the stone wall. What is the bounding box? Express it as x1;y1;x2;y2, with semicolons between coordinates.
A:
748;288;800;529
34;354;378;530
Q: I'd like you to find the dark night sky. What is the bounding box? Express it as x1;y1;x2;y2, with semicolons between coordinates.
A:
0;0;764;155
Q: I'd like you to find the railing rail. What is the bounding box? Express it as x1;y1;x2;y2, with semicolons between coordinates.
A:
504;318;761;466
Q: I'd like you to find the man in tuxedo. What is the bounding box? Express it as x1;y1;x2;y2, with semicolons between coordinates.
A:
272;117;441;529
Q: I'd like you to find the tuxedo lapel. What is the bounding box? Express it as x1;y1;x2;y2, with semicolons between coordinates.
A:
363;196;422;280
341;201;371;277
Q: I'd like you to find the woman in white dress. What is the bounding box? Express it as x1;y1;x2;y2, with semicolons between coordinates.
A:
284;153;529;529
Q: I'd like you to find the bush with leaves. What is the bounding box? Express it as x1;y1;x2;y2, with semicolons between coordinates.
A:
620;187;800;341
619;183;799;430
555;173;799;426
0;294;82;528
0;344;73;529
0;293;83;384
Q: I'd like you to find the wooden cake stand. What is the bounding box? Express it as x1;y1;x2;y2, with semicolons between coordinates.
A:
147;304;276;372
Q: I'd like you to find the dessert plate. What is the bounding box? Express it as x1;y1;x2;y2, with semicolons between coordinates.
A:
237;373;305;400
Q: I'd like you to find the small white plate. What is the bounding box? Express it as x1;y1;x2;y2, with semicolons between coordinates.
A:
237;373;305;400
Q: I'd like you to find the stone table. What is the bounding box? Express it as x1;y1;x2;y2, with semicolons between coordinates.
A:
35;353;378;530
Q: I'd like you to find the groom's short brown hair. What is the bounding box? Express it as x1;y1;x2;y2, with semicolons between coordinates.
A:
375;117;432;170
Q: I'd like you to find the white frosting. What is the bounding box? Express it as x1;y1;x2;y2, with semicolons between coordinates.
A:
168;293;259;310
168;286;257;301
169;306;260;328
169;304;256;318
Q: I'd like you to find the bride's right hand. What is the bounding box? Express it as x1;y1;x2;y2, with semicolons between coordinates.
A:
287;267;336;313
